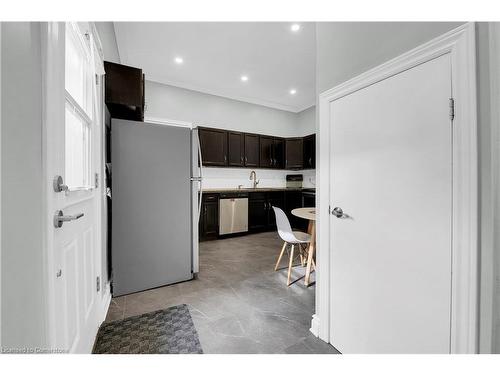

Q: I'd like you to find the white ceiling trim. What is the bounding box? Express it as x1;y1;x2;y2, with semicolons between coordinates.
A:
145;76;315;113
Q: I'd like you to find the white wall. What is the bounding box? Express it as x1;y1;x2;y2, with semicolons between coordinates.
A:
476;22;500;354
316;22;464;93
490;22;500;356
146;80;308;137
146;81;316;189
1;22;47;350
95;22;120;63
296;106;316;136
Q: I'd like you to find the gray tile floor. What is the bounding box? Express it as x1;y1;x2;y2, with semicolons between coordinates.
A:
105;231;338;354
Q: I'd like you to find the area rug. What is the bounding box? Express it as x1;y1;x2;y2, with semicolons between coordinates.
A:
92;304;203;354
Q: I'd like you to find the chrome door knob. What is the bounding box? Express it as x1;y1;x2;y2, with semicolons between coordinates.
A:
332;207;344;218
53;175;68;193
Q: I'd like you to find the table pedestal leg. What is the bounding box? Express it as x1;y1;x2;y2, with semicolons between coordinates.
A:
305;221;316;286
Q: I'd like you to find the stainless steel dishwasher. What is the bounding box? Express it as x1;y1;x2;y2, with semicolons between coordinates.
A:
219;192;249;235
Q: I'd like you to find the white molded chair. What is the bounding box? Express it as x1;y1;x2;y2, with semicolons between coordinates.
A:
272;206;311;286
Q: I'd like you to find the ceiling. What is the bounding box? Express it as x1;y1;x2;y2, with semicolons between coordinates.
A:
113;22;316;113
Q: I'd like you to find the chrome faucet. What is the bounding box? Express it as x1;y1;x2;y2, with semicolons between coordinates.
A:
249;170;260;189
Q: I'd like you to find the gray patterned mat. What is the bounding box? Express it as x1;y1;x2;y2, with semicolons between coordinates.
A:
93;304;203;354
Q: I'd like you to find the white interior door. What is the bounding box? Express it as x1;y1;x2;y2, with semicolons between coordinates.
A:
329;54;453;353
44;22;104;353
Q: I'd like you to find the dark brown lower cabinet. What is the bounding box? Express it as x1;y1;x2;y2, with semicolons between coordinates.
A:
199;194;219;241
285;190;306;230
200;190;315;240
249;191;285;232
267;192;285;229
248;192;268;232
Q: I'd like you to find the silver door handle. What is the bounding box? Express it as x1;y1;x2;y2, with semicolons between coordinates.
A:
54;210;84;228
331;207;353;219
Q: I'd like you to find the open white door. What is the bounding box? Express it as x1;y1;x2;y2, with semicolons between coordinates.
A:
43;22;105;353
329;54;454;353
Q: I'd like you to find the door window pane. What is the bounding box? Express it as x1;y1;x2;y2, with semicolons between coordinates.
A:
65;105;90;189
65;23;93;190
65;24;92;116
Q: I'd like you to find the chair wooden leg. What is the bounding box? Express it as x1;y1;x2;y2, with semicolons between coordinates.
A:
299;244;305;266
287;244;295;286
275;242;287;271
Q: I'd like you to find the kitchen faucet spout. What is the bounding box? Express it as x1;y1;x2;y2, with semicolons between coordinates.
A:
249;170;260;189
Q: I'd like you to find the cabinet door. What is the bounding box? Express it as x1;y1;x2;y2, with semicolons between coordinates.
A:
228;131;244;167
200;195;219;240
285;138;304;169
199;128;228;166
303;134;316;169
259;136;274;168
273;138;285;169
285;191;306;230
244;134;260;167
249;194;268;232
267;192;285;229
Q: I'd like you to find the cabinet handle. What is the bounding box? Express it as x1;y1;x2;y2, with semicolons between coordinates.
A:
245;156;248;163
224;155;227;162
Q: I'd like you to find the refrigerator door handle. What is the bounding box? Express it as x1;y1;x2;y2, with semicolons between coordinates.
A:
197;130;203;221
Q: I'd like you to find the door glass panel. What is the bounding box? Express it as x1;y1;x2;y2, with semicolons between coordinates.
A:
64;22;93;190
65;104;90;189
65;24;92;116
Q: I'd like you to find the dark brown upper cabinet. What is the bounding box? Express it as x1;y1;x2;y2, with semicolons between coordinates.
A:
227;131;244;167
273;138;285;169
259;136;284;169
244;134;260;167
303;134;316;169
198;126;315;170
104;61;145;121
199;128;228;167
259;136;274;168
285;138;304;170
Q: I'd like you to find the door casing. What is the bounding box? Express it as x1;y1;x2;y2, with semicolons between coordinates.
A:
315;22;478;354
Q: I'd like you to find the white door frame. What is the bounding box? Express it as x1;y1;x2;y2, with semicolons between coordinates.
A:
315;22;478;353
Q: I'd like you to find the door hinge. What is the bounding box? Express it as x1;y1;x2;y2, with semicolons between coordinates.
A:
95;74;99;85
95;173;99;188
96;276;101;292
449;98;455;121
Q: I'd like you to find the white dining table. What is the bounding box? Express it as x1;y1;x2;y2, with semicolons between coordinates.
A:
291;207;316;286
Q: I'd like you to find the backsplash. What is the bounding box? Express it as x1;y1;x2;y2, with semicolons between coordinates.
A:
202;167;316;189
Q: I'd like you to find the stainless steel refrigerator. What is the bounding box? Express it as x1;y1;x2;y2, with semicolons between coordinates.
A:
111;119;202;296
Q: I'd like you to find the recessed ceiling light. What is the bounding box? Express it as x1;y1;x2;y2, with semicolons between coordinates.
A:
291;24;301;32
174;57;184;64
241;75;249;82
290;89;297;95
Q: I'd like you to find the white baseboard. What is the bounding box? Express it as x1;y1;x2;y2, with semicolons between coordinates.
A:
99;283;112;324
310;314;320;337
